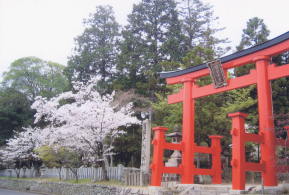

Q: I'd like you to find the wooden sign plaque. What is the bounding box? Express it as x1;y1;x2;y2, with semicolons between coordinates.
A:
206;59;228;88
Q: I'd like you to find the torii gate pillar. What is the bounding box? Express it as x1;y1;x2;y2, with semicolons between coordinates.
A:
254;55;277;186
181;78;196;183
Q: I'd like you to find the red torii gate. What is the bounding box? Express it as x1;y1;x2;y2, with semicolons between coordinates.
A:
151;31;289;187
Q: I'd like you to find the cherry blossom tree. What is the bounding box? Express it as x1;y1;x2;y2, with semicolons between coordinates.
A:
0;126;43;177
31;78;140;181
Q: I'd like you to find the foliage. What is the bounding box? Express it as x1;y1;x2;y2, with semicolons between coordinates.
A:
151;91;183;132
222;86;258;127
236;17;270;52
179;0;212;50
235;17;270;78
34;144;70;180
113;124;142;167
182;45;214;67
0;88;35;145
65;5;121;94
116;0;183;98
35;145;66;168
179;0;230;56
2;57;69;100
0;56;68;145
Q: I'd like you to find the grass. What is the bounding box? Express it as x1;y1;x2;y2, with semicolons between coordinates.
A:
0;176;124;186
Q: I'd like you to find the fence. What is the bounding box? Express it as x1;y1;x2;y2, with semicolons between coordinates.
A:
122;168;152;186
0;165;137;182
0;165;207;187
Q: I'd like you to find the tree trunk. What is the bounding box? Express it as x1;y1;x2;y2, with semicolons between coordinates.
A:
33;162;41;178
151;89;155;103
14;169;20;178
75;172;78;183
110;155;113;167
69;167;78;183
101;160;109;181
58;167;62;180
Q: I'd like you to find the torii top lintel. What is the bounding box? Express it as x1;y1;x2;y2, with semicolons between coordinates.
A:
161;31;289;85
160;31;289;104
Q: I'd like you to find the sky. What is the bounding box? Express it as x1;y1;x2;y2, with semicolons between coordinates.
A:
0;0;289;79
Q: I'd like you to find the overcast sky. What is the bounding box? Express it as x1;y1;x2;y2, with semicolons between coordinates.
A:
0;0;289;79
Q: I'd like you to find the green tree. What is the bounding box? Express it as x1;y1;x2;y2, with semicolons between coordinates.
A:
179;0;211;50
236;17;270;52
35;144;72;180
0;56;68;144
2;57;69;100
179;0;230;56
65;5;121;94
116;0;184;99
151;89;183;132
36;145;83;182
235;17;270;77
113;125;142;167
0;88;35;145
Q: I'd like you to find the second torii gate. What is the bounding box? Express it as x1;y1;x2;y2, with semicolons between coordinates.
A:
157;31;289;186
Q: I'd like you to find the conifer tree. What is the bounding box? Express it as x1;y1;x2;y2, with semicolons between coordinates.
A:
66;5;121;94
116;0;184;99
236;17;270;52
179;0;230;56
235;17;270;77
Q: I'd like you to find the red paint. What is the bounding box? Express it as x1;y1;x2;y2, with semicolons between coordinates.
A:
254;56;277;186
150;127;168;186
210;135;223;184
181;78;196;183
228;112;289;190
229;112;247;190
150;126;223;186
